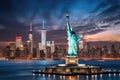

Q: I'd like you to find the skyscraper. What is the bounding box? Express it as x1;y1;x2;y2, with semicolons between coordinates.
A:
29;23;33;57
79;33;84;49
51;41;55;54
29;23;33;41
16;35;23;48
41;20;46;51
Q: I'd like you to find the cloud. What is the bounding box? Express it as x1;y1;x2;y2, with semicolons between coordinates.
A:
0;0;120;42
0;24;5;29
85;29;120;41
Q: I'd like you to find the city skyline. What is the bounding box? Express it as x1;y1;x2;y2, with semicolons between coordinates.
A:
0;0;120;47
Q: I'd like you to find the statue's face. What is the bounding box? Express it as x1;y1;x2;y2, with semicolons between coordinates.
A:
72;34;76;37
71;34;77;40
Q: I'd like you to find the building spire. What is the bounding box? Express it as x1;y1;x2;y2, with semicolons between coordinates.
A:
42;19;45;30
30;22;32;31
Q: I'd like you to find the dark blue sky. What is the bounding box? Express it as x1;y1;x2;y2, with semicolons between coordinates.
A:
0;0;120;43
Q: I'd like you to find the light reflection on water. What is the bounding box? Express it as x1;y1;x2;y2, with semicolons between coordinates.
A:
32;74;120;80
0;60;120;80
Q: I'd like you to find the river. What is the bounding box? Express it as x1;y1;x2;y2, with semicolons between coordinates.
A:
0;60;120;80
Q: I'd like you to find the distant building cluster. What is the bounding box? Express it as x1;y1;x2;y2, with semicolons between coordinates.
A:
0;20;56;60
0;20;120;60
78;42;120;60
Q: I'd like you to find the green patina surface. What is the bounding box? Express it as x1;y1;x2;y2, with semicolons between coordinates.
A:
66;14;80;56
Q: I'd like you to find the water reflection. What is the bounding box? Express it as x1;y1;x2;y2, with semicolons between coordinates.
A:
33;74;92;80
32;74;120;80
66;76;77;80
100;74;102;80
1;60;120;80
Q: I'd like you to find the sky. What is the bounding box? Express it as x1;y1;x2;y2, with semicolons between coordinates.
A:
0;0;120;46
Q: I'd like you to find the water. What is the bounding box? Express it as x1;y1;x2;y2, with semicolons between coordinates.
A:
0;60;120;80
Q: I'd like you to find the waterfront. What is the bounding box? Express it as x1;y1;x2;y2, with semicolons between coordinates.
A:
0;60;120;80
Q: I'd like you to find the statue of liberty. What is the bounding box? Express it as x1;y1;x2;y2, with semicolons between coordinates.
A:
66;14;80;57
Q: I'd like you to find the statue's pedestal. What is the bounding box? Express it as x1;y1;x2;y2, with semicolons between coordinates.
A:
66;56;78;66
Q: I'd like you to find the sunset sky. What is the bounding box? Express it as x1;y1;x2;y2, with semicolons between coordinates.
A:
0;0;120;46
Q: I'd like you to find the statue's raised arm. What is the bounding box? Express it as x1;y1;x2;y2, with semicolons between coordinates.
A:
66;14;73;37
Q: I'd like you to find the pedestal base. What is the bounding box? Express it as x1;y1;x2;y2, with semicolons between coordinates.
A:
66;56;78;66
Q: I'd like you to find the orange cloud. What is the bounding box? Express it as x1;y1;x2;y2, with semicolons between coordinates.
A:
84;29;120;42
